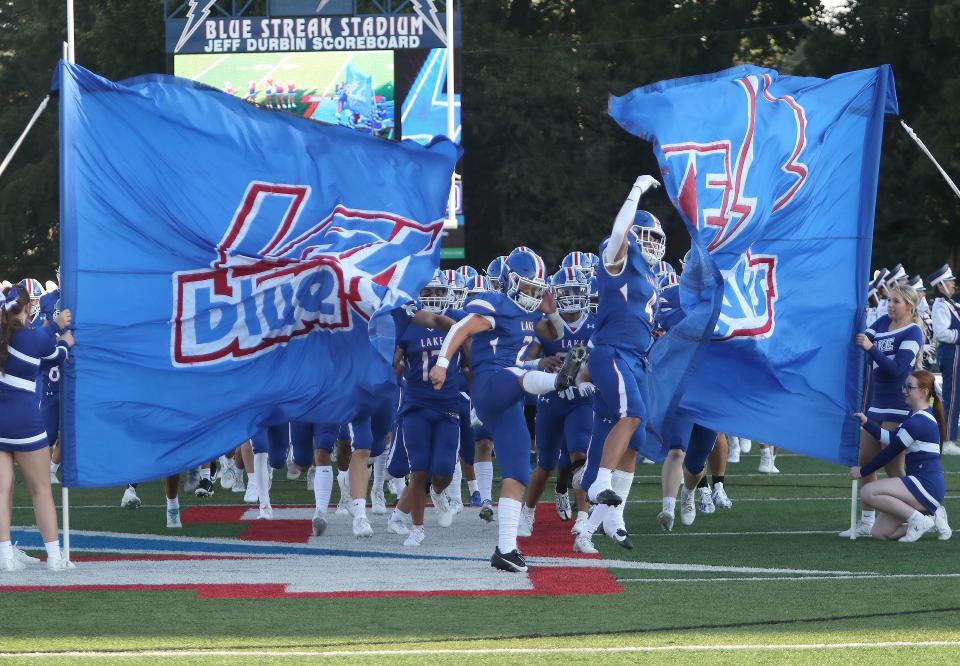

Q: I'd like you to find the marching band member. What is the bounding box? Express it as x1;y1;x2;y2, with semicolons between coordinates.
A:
930;264;960;455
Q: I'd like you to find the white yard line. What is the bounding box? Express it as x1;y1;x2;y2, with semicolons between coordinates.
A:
617;573;960;583
3;641;960;658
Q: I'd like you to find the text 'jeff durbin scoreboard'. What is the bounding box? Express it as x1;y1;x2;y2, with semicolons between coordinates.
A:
197;16;433;53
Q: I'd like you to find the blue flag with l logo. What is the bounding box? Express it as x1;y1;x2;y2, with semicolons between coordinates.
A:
56;62;458;487
610;65;898;466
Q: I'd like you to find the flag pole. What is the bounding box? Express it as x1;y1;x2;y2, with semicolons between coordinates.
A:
0;97;50;181
900;120;960;201
444;0;457;231
849;478;858;541
62;0;76;563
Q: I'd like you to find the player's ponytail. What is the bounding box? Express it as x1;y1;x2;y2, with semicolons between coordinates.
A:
913;369;946;450
0;288;29;369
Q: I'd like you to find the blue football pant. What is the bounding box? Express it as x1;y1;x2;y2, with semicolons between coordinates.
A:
401;406;460;477
472;368;532;486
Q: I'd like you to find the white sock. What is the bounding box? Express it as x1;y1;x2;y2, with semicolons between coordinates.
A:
254;452;271;507
585;504;609;535
166;497;179;510
447;463;462;499
662;496;676;514
314;466;333;514
338;470;352;501
372;453;386;494
588;467;614;498
611;470;634;529
0;540;11;561
44;540;62;563
497;497;522;553
468;479;479;494
522;504;536;518
50;462;60;473
861;509;876;523
521;370;558;395
351;498;367;518
199;467;211;481
475;461;494;502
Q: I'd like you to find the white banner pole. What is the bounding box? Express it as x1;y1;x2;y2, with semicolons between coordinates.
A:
900;120;960;201
62;3;77;565
444;0;458;231
0;96;50;181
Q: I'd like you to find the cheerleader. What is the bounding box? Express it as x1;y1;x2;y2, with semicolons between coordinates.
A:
852;369;951;541
0;288;74;570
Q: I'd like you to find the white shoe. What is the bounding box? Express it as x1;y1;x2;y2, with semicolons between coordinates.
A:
657;509;675;532
286;462;301;481
640;456;656;464
431;491;454;528
838;519;874;538
120;486;141;509
243;478;259;504
573;531;598;554
335;495;350;515
571;512;589;535
942;441;960;456
712;482;733;509
403;526;425;547
726;442;741;463
899;512;935;543
13;543;40;564
311;514;327;537
371;490;388;515
50;468;60;485
232;473;246;494
258;503;273;520
446;488;464;514
184;467;200;493
679;487;696;526
219;464;236;490
696;486;716;514
387;510;411;536
758;449;779;474
306;466;316;491
166;507;182;528
46;558;76;571
518;506;535;538
555;491;572;521
352;514;373;538
0;557;25;572
740;439;753;453
934;506;953;540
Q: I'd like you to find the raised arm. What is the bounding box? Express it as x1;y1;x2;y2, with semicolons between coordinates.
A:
604;176;660;270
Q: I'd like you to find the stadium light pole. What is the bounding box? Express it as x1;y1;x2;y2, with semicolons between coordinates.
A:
444;0;458;231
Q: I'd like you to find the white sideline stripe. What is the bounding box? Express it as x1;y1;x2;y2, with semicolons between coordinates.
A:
193;54;229;81
617;573;960;584
630;472;960;479
3;641;960;657
527;557;865;575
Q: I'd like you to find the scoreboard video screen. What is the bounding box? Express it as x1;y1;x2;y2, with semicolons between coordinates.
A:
165;0;464;259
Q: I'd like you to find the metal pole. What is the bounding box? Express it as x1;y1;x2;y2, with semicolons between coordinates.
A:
62;1;77;565
444;0;457;231
67;0;76;64
0;97;50;181
900;120;960;201
849;478;858;541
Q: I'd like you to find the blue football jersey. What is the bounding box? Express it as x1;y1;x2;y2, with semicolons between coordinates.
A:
398;324;462;413
592;238;657;353
538;312;596;404
463;292;542;375
655;284;684;332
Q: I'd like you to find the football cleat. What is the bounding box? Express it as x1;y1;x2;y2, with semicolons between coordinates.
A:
518;506;535;538
726;443;741;463
387;510;411;536
591;488;623;507
403;526;425;547
166;507;182;529
431;491;454;528
219;464;236;491
899;512;935;543
46;558;76;572
286;461;302;481
555;491;572;521
469;490;483;507
573;532;598;554
490;547;528;573
657;509;675;532
571;512;589;535
934;506;953;540
740;439;753;453
352;514;373;538
311;515;327;537
232;472;246;493
712;482;734;509
371;490;388;515
758;448;780;474
243;478;259;504
609;527;633;550
679;487;696;526
258;503;273;520
838;520;874;538
555;344;587;391
120;486;141;509
696;486;716;514
13;544;40;564
194;478;215;498
479;500;495;523
446;490;464;515
0;557;25;572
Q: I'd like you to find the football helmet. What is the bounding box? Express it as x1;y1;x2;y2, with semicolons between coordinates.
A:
631;211;666;266
419;270;450;314
456;265;479;282
485;255;508;292
441;269;467;309
465;274;490;298
17;278;45;322
552;267;590;314
560;251;599;278
502;248;549;313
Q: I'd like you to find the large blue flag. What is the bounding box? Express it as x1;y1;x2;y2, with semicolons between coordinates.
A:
56;62;458;487
610;65;898;466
